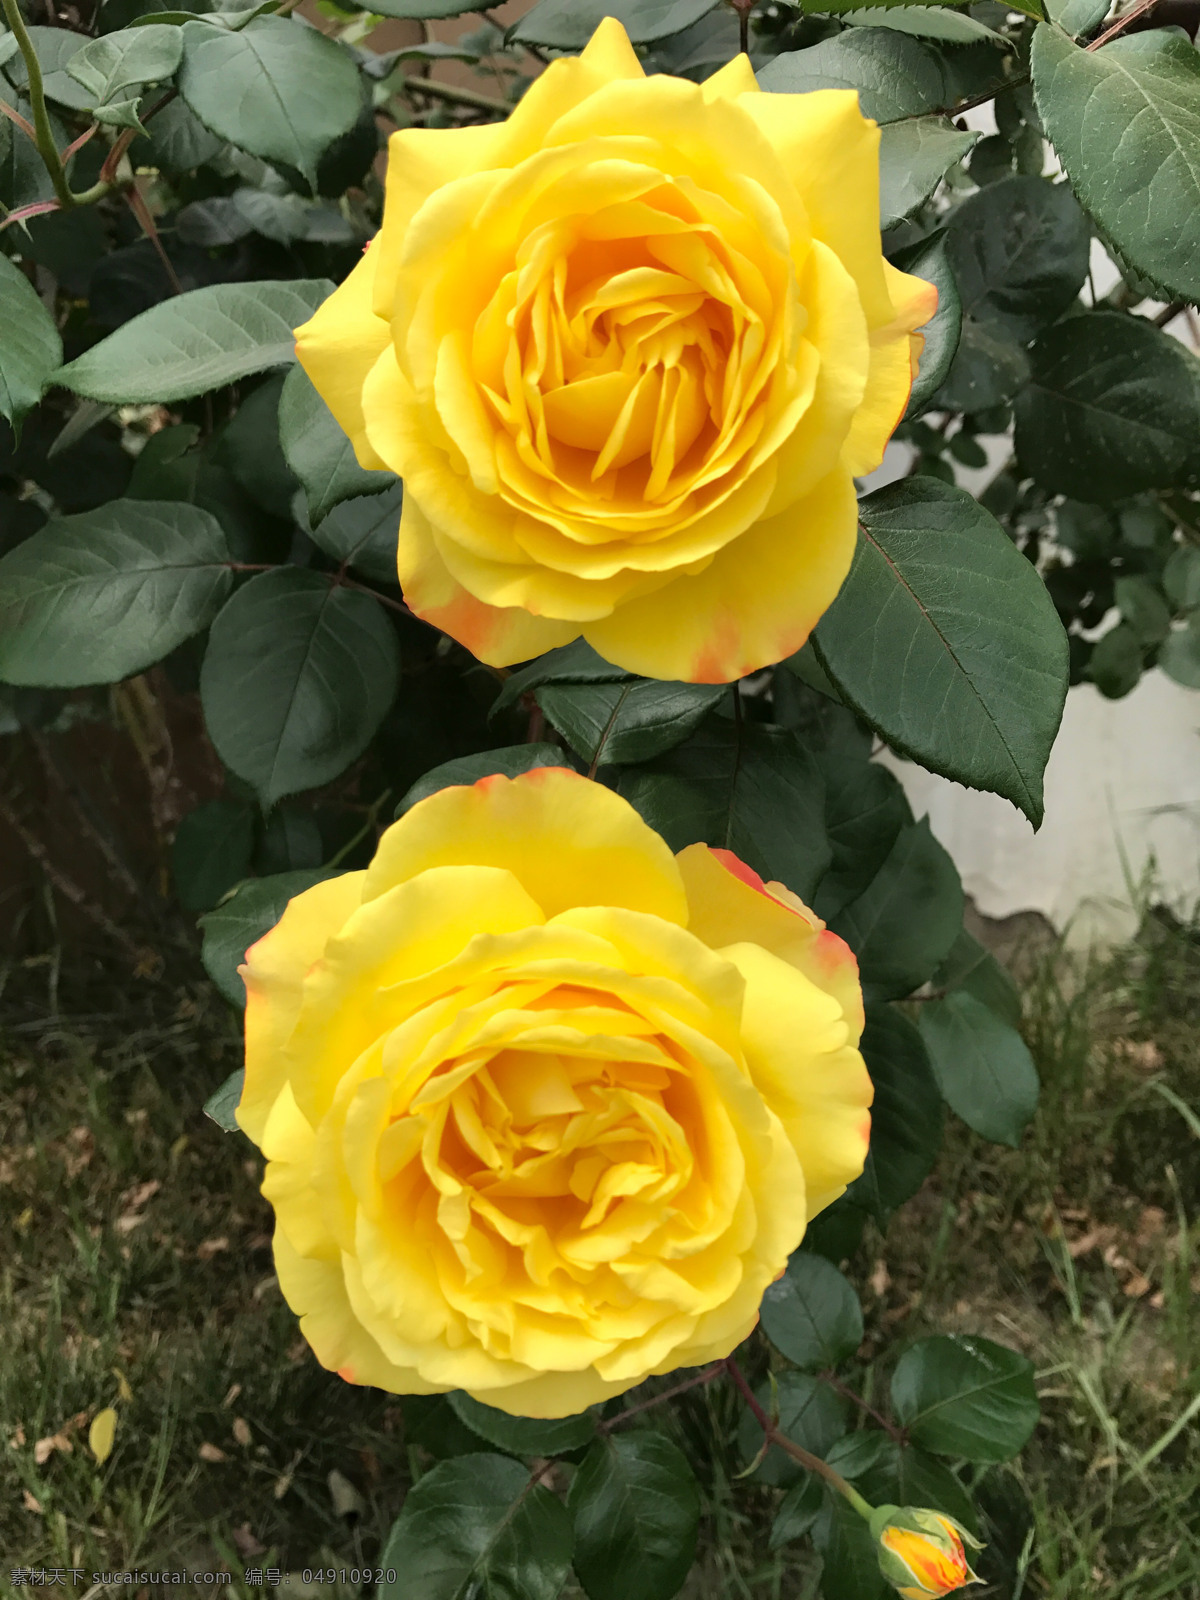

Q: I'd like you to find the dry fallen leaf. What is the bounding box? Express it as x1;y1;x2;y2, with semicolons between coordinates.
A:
34;1432;73;1465
22;1488;42;1513
232;1522;266;1559
197;1236;230;1261
233;1417;253;1447
222;1382;243;1408
64;1126;95;1178
9;1424;26;1448
198;1442;228;1463
327;1468;366;1520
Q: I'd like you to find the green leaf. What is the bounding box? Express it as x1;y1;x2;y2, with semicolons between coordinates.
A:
895;234;962;420
256;805;324;874
619;717;829;902
447;1393;597;1458
397;744;568;815
931;928;1021;1028
830;818;963;1001
1164;545;1200;614
857;1438;978;1532
1087;621;1144;697
303;481;405;588
758;29;947;123
815;1492;887;1600
933;315;1030;414
820;0;1042;17
1045;0;1109;36
945;175;1090;343
134;89;225;170
0;500;231;689
1159;620;1200;689
737;1373;849;1488
1032;26;1200;302
824;1429;890;1482
0;254;62;432
510;0;719;49
218;372;298;518
539;679;726;767
760;1252;863;1371
813;479;1069;826
843;6;1006;44
178;17;362;185
492;639;626;714
1014;311;1200;502
844;1004;943;1223
172;798;255;912
919;989;1039;1147
203;1067;244;1131
569;1433;700;1600
812;754;910;924
11;26;92;110
1115;574;1171;648
879;117;978;231
200;568;400;807
890;1334;1039;1461
768;1476;823;1552
367;0;494;15
198;867;338;1005
378;1453;573;1600
55;279;333;404
67;24;182;105
279;362;396;526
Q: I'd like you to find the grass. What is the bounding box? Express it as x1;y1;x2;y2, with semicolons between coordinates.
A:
1;912;1198;1600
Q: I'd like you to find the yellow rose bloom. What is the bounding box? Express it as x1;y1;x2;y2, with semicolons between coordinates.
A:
294;19;936;683
237;768;871;1417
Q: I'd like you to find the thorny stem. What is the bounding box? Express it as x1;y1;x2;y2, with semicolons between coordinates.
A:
0;94;37;145
0;0;73;207
725;1357;877;1523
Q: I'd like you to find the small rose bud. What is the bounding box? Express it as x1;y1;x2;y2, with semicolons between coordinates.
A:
869;1505;985;1598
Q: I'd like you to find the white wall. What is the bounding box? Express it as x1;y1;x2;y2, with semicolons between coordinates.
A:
881;675;1200;946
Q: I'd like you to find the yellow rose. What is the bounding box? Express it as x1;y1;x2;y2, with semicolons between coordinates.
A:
237;768;871;1417
294;19;936;683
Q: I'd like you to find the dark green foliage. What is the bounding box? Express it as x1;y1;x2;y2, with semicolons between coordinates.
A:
10;0;1193;1587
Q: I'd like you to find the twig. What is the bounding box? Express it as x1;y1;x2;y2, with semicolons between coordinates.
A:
599;1363;727;1433
819;1370;905;1441
1153;301;1186;327
324;788;393;869
0;0;74;206
731;0;752;55
0;792;148;966
1087;0;1159;49
393;72;511;115
28;732;146;902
